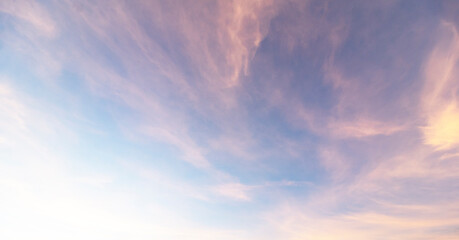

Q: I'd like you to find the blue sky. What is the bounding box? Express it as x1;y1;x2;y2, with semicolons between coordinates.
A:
1;0;459;239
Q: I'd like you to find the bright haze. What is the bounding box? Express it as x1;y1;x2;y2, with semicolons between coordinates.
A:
1;0;459;239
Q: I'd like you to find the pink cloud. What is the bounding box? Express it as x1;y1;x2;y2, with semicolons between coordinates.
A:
421;21;459;151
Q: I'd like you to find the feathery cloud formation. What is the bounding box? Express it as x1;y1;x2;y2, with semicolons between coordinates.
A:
1;0;459;239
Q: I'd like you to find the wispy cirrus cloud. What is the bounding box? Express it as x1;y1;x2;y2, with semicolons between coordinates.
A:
2;0;459;239
264;142;459;239
0;0;57;37
421;21;459;151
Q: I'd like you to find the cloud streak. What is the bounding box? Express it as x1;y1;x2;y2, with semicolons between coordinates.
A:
422;21;459;151
1;0;459;239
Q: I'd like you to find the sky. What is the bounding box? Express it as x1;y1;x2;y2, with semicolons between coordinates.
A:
1;0;459;239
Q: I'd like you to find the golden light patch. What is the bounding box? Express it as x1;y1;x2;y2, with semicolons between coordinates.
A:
424;102;459;150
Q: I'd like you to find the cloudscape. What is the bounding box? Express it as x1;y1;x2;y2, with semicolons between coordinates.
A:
1;0;459;239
